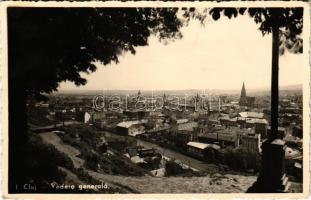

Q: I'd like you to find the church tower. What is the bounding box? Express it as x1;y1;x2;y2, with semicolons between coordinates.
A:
163;93;167;108
239;82;247;106
241;82;246;98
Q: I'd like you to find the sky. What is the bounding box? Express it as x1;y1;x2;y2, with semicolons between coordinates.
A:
59;13;305;91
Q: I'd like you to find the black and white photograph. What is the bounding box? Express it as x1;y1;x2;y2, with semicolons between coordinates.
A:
1;1;310;198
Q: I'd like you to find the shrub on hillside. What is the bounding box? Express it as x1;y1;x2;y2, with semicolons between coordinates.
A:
108;154;146;176
27;107;54;126
165;160;195;177
85;153;101;171
218;147;261;172
19;132;75;192
29;133;74;170
107;136;137;152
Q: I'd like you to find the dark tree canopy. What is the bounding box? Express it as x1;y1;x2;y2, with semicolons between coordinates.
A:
208;7;303;54
9;7;303;99
8;8;182;98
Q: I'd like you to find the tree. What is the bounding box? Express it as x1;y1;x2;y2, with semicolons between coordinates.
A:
207;7;303;139
204;7;303;192
9;8;183;97
8;7;183;192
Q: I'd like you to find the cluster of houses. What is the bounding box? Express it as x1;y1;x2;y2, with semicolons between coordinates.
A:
31;86;303;179
110;110;264;159
124;145;195;177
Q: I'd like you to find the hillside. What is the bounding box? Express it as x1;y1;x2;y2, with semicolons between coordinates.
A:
38;131;302;193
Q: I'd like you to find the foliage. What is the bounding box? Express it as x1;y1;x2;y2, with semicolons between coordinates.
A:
62;124;103;149
106;135;137;152
107;154;147;176
183;7;303;55
27;107;55;126
164;160;201;177
9;8;182;98
18;132;75;192
214;8;303;54
59;124;146;176
203;148;218;162
144;120;156;130
29;132;75;171
138;154;162;170
165;160;186;176
85;152;101;171
218;147;261;172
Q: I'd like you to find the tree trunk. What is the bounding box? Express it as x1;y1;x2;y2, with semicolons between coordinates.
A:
8;82;28;192
270;25;279;140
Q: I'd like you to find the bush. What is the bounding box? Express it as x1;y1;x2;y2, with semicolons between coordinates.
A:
108;154;146;176
164;160;197;177
218;147;261;172
85;153;101;171
17;132;76;192
29;133;74;170
27;107;54;126
107;136;137;152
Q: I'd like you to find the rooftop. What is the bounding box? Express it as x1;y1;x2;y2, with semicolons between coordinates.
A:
215;127;254;135
187;141;221;150
176;119;189;124
245;118;269;124
239;112;264;119
117;120;147;128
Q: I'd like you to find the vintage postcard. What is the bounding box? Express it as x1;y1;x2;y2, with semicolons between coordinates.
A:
0;1;310;199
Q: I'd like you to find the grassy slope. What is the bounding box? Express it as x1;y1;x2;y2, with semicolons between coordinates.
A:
39;131;301;193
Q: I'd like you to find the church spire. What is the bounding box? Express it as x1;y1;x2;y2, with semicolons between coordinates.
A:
241;82;246;97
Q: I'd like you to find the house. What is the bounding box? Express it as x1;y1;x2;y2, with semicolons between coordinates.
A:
198;127;254;148
168;130;198;149
137;148;157;158
198;131;238;147
187;141;220;158
130;156;146;164
245;118;268;138
219;116;238;127
238;112;264;119
176;119;189;124
116;120;147;136
83;111;106;123
84;112;91;123
177;121;198;131
240;133;261;154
